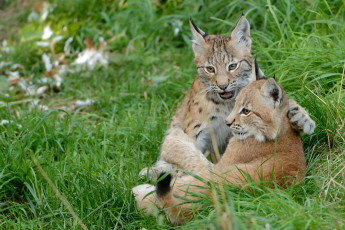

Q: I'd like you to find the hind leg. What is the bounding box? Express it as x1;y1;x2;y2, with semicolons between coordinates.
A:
160;129;212;174
139;129;211;181
132;184;158;215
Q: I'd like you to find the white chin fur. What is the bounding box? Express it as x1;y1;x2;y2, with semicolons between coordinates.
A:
232;133;249;140
254;133;266;142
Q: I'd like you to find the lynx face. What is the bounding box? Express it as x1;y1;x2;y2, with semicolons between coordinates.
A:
226;78;289;142
190;16;260;104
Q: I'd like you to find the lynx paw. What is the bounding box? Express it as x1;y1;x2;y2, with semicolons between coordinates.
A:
132;184;157;215
288;105;315;134
139;161;174;182
139;167;160;181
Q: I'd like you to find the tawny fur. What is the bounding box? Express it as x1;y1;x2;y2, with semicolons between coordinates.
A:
139;15;314;182
133;78;306;225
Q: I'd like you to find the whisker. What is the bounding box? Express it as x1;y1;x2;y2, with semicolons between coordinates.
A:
240;132;249;149
200;88;208;94
200;85;212;94
244;135;249;149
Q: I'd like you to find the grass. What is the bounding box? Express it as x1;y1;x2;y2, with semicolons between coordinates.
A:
0;0;344;229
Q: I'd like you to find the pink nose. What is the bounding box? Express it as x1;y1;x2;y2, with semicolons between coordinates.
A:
218;84;228;90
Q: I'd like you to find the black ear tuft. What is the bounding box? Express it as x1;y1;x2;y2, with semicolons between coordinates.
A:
241;12;244;16
254;58;267;80
190;18;207;37
254;58;259;78
273;74;276;79
189;17;196;30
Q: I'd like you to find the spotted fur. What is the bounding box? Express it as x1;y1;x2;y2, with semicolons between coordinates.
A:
139;15;315;181
133;78;306;225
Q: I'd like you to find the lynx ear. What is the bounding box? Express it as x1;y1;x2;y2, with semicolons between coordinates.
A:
250;59;257;82
230;15;251;48
190;18;207;54
254;58;267;80
250;58;267;82
261;78;284;108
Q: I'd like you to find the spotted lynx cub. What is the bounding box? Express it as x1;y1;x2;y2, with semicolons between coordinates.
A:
133;75;307;225
139;15;315;180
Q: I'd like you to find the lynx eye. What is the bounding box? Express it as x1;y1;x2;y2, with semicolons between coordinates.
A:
240;108;251;115
228;63;238;71
205;66;215;74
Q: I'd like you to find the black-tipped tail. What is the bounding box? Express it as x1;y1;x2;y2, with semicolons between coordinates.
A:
156;173;172;197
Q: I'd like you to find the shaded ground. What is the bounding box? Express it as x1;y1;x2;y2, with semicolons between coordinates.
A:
0;0;33;41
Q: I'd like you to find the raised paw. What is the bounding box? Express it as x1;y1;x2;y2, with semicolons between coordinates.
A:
287;106;300;117
288;105;315;134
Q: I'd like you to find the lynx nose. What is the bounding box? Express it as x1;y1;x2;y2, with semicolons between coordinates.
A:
218;84;228;90
226;119;234;127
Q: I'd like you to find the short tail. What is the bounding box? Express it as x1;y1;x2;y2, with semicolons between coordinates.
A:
156;172;172;197
156;172;185;225
155;172;198;225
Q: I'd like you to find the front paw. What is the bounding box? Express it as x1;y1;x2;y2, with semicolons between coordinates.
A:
288;106;315;134
139;161;174;182
139;167;160;181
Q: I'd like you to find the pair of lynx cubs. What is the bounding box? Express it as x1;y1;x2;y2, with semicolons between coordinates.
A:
133;15;315;225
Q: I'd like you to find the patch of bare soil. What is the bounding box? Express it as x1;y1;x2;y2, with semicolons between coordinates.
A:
0;0;33;41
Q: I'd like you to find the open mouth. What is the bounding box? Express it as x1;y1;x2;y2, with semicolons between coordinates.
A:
232;131;248;136
219;91;234;100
